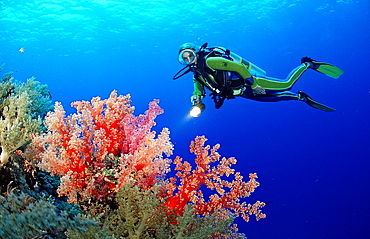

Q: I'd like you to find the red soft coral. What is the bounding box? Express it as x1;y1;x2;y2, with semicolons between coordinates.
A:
31;91;172;203
30;91;265;228
163;135;266;222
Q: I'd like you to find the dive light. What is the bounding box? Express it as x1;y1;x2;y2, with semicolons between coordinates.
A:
189;103;206;117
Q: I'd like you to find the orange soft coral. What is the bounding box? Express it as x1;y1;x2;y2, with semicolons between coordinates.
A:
163;135;266;222
31;90;172;203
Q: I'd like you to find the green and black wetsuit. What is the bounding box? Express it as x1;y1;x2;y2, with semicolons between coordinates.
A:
192;49;309;103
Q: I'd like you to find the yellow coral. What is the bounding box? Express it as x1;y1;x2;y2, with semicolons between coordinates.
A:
0;74;14;112
0;68;52;167
0;92;42;166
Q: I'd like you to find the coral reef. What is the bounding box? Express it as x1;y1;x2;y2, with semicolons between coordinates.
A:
0;186;95;239
67;181;239;239
30;90;265;238
0;65;265;238
0;70;52;166
31;90;172;204
0;68;92;239
164;136;266;222
0;68;53;194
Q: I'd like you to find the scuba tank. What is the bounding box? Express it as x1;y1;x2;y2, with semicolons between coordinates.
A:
229;51;266;76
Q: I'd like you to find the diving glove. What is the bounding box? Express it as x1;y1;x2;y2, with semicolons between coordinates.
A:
191;95;202;105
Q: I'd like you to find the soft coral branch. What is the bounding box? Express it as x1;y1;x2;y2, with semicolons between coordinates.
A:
164;135;266;222
31;90;172;203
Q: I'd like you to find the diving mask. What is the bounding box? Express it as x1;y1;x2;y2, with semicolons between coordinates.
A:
178;49;197;65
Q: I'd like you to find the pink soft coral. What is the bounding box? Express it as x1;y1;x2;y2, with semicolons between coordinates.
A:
31;91;172;203
163;136;266;222
30;90;265;228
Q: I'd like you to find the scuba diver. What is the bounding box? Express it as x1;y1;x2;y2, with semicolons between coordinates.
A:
173;42;344;117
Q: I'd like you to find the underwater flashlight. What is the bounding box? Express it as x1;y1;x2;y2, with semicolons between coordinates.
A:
189;103;206;117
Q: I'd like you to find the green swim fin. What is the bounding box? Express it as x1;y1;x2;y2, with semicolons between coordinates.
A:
311;61;344;79
301;57;344;79
298;91;336;112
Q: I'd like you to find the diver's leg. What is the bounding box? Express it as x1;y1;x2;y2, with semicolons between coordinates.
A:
241;91;335;112
241;91;299;102
254;63;309;91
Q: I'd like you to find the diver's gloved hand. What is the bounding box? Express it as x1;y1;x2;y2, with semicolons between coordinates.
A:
191;95;202;105
252;85;266;95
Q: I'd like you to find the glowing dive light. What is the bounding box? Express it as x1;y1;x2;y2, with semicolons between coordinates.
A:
189;103;206;117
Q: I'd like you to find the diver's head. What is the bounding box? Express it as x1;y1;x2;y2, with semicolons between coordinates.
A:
178;42;197;53
178;42;198;65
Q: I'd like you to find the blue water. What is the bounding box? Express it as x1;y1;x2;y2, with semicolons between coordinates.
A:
1;0;369;238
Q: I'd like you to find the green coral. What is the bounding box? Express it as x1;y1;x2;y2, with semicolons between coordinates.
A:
0;70;53;166
0;188;96;239
16;76;53;119
0;91;42;165
0;71;15;113
68;181;245;239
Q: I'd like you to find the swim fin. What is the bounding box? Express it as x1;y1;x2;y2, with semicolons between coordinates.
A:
301;57;344;79
298;91;336;112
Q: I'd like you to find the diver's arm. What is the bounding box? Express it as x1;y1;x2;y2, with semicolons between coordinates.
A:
192;77;203;96
191;77;204;105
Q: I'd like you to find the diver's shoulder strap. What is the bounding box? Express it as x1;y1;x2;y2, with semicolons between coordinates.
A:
204;47;232;60
198;43;232;59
